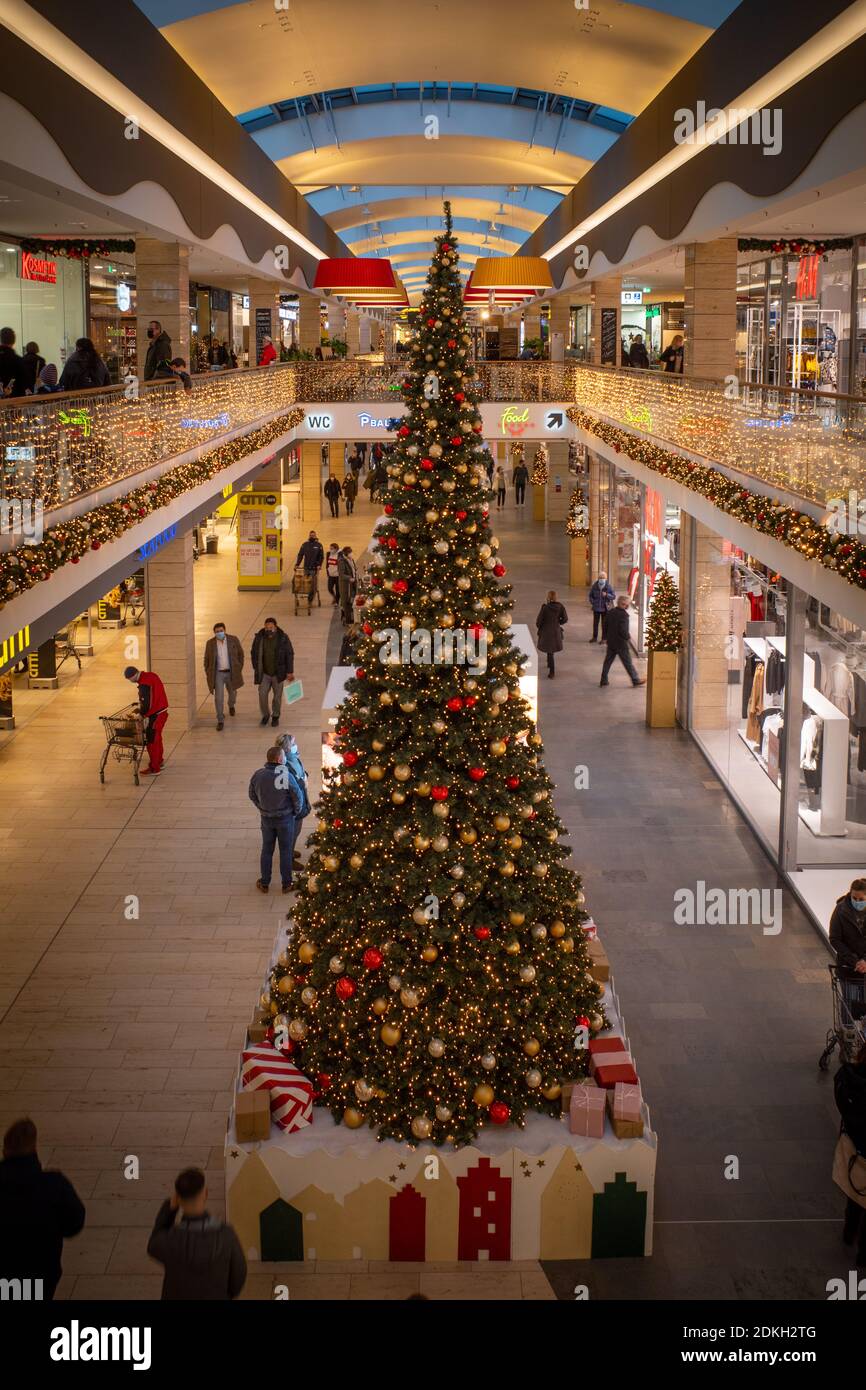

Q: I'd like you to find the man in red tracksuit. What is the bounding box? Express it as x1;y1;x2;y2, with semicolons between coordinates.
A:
125;666;169;775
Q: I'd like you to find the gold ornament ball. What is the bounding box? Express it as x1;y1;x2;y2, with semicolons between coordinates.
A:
435;1104;452;1122
394;764;411;781
323;855;340;872
432;835;449;853
432;719;447;734
371;738;385;752
306;874;319;892
288;1018;307;1041
399;700;417;714
415;782;432;797
379;692;393;706
260;991;271;1010
451;891;466;909
372;997;389;1016
329;955;345;974
509;911;525;927
380;1022;402;1046
389;974;402;992
523;1038;541;1057
428;1037;445;1058
298;941;317;964
355;1079;374;1103
349;853;364;870
460;828;478;845
414;834;431;852
412;907;428;925
391;790;407;805
525;1069;542;1089
473;1083;494;1107
508;834;523;850
368;764;385;781
505;938;521;955
277;976;294;995
421;944;439;962
411;1116;433;1140
277;949;290;967
372;594;385;608
481;1052;496;1070
490;740;507;756
560;936;575;953
531;924;547;940
499;860;516;877
519;804;533;819
300;986;317;1006
400;988;420;1009
432;803;449;819
494;814;511;831
343;1107;364;1129
542;1082;562;1101
533;862;549;878
519;964;537;983
550;920;566;937
591;1013;604;1032
492;685;509;703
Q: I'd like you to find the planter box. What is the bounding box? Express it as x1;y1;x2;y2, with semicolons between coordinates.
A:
646;650;678;728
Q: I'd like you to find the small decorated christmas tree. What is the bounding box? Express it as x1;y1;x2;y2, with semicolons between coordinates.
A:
645;570;682;652
531;443;549;486
565;488;588;539
509;441;524;468
266;204;603;1149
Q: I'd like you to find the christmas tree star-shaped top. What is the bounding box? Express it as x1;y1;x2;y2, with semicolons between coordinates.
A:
268;203;602;1147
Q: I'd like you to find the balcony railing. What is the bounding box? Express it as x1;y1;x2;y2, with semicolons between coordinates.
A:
1;358;863;516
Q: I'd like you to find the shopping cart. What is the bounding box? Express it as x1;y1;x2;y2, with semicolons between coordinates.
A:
292;567;315;616
120;572;145;626
99;702;148;785
818;965;866;1069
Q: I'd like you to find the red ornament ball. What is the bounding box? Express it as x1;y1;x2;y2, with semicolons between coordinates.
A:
393;579;408;593
577;1015;590;1029
398;425;410;437
355;668;366;679
469;623;485;637
431;785;449;801
473;926;491;940
456;510;468;521
493;563;506;577
384;503;394;515
91;541;101;550
427;318;436;327
489;1101;510;1125
355;595;366;607
463;696;477;707
317;1073;332;1091
333;818;343;828
447;339;457;348
362;622;373;635
335;976;357;1002
468;767;486;781
343;752;359;768
386;536;399;549
450;436;463;447
446;697;463;712
70;556;80;565
363;947;384;970
506;776;520;789
454;392;465;403
420;458;433;472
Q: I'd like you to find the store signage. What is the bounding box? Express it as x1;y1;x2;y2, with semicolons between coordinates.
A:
544;410;564;430
357;413;401;430
307;413;334;431
624;405;653;431
5;445;35;462
621;290;643;305
243;295;250;311
20;252;57;284
499;406;534;437
138;523;178;562
0;624;31;675
600;307;618;365
180;412;230;429
59;407;92;438
116;283;131;312
744;412;793;429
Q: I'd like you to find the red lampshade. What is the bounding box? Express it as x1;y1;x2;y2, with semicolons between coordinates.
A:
314;258;406;303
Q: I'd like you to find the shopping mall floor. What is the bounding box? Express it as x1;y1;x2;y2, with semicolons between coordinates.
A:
0;492;849;1302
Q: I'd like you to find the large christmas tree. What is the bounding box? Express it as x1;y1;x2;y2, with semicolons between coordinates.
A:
268;205;602;1147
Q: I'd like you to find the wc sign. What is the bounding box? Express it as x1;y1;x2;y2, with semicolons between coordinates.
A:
307;413;333;431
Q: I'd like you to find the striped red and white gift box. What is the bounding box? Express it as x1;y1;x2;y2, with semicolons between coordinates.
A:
240;1044;313;1134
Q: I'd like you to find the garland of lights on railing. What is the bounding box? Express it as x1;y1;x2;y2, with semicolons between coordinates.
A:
568;407;866;592
0;409;305;608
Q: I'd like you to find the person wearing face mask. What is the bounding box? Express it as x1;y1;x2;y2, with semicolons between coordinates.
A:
248;746;303;893
143;320;174;381
830;880;866;1013
275;732;311;867
251;617;295;727
203;623;245;730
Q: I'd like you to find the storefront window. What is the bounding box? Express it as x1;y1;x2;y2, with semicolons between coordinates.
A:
611;469;641;618
89;253;136;382
736;259;766;383
854;238;866;397
784;249;850;392
570;305;591;361
0;241;85;373
641;487;681;649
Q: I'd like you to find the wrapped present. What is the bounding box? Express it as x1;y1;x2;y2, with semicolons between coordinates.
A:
235;1088;271;1142
593;1060;639;1090
607;1082;644;1139
588;1036;627;1067
569;1083;606;1138
561;1076;597;1113
248;1020;270;1044
241;1043;313;1133
580;918;599;941
586;938;609;982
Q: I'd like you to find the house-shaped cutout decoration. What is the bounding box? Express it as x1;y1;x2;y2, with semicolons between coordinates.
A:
591;1171;647;1258
389;1184;426;1261
457;1156;511;1260
259;1198;304;1262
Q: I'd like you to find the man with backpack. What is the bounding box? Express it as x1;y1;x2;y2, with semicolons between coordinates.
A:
143;320;174;381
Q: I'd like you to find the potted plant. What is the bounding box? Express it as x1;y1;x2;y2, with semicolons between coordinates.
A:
644;570;682;728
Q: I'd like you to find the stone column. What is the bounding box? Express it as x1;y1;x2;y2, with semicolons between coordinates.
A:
359;317;372;354
145;531;196;731
297;290;322;355
589;276;621;366
300;441;322;523
547;296;571;361
683;515;730;730
683;237;737;380
346;311;361;356
546;442;570;522
136;239;190;377
589;452;604;577
327;300;347;344
247;277;278;367
523;307;541;346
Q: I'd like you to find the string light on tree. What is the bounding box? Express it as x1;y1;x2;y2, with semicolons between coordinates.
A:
645;570;683;652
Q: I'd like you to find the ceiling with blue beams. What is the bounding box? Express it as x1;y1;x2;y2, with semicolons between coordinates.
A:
135;0;742;299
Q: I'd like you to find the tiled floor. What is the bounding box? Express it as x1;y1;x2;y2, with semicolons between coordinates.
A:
0;489;849;1301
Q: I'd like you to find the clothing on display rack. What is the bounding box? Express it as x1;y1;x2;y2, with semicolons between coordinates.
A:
801;713;824;792
765;647;786;697
742;650;760;719
745;662;765;743
807;648;822;692
747;591;766;622
823;661;856;719
760;710;784;761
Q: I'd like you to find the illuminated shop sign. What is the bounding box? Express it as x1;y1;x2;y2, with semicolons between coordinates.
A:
621;290;643;305
356;413;402;430
745;412;793;429
116;283;131;311
59;408;92;438
499;406;535;437
138;523;178;561
5;446;36;463
307;414;334;431
180;412;230;429
20;252;57;284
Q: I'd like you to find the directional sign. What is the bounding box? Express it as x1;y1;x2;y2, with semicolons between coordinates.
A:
545;410;564;430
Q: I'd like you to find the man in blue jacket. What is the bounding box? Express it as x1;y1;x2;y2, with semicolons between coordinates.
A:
249;746;303;893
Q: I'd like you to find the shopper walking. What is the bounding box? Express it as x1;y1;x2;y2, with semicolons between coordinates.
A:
21;341;45;394
295;530;324;609
659;334;684;374
124;665;169;773
338;545;358;625
0;327;25;397
324;473;342;518
343;471;358;515
0;1118;85;1300
628;334;650;370
833;1040;866;1269
143;320;174;380
203;622;244;730
251;618;294;728
830;881;866;1014
600;595;645;688
325;543;341;604
248;746;303;892
58;337;110;391
513;460;529;506
147;1167;246;1300
495;465;507;510
588;570;616;642
275;732;311;866
536;591;568;679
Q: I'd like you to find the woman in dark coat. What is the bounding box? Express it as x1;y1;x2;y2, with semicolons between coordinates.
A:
58;338;110;391
834;1041;866;1267
536;590;568;679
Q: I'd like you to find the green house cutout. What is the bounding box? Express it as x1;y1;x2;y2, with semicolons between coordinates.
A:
259;1198;304;1261
591;1172;647;1257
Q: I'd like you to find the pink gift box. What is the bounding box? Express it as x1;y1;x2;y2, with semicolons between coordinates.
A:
612;1081;642;1121
569;1083;606;1138
580;919;598;941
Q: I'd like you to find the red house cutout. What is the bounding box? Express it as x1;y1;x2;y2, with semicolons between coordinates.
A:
389;1184;426;1261
457;1156;511;1260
